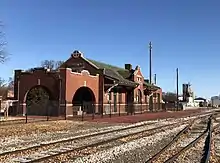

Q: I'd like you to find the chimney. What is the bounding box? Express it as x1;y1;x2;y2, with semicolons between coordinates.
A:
125;64;132;71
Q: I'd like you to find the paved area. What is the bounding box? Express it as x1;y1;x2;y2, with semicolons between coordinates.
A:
5;108;212;124
83;108;211;123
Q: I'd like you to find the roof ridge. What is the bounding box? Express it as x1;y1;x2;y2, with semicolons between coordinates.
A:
86;58;127;71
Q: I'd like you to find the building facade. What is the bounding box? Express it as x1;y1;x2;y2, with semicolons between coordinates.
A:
13;50;162;116
211;96;220;107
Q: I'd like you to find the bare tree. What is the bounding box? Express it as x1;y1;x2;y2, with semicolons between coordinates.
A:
41;60;64;70
162;92;177;102
41;60;55;69
0;21;8;63
7;77;14;90
0;78;8;100
55;60;64;69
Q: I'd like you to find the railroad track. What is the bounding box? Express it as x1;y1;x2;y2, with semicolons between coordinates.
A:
145;115;218;163
1;115;206;163
0;112;214;163
211;117;220;163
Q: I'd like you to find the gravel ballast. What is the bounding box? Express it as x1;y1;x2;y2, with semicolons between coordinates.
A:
71;125;187;163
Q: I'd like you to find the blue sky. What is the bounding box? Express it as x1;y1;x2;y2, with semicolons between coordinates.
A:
0;0;220;98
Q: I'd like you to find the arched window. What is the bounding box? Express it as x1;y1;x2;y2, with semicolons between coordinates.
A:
136;89;142;103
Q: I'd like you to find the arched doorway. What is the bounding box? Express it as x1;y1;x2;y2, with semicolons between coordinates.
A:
149;95;153;112
136;89;142;103
136;89;142;112
157;93;161;110
72;87;96;114
25;86;57;116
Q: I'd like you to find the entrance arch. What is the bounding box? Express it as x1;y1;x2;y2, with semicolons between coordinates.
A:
149;95;154;112
157;93;161;110
137;89;142;104
25;86;57;116
72;86;96;114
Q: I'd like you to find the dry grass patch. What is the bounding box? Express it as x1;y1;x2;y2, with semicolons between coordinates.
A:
0;120;86;138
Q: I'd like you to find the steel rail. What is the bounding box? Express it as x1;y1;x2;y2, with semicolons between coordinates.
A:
8;119;198;163
24;120;192;163
164;117;211;163
202;118;220;163
1;113;211;157
145;125;191;163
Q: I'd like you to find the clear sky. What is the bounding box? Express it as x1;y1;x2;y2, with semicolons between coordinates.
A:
0;0;220;98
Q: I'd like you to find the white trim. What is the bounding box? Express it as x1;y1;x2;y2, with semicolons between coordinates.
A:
81;56;100;69
66;68;99;78
134;70;138;75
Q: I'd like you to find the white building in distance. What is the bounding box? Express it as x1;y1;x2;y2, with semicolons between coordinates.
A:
211;96;220;107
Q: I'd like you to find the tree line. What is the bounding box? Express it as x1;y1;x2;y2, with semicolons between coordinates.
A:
162;92;179;103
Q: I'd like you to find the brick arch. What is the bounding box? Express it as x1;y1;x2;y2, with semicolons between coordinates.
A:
24;85;58;116
137;89;142;103
72;86;96;103
23;85;54;103
157;93;161;110
149;95;153;111
14;69;60;115
72;86;96;114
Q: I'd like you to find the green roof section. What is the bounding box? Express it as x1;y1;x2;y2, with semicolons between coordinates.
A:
87;58;126;71
87;58;136;87
143;79;160;89
87;58;160;89
87;58;132;78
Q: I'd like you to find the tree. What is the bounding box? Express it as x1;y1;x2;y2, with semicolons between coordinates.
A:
26;86;50;115
41;60;64;70
0;77;12;100
0;21;8;63
7;77;14;90
162;92;177;102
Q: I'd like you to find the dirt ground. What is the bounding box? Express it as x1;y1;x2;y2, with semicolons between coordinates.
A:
0;120;124;138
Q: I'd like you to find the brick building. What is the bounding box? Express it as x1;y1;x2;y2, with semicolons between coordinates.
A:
13;50;162;116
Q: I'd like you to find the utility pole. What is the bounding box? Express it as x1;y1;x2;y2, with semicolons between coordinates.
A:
149;42;152;84
176;68;179;111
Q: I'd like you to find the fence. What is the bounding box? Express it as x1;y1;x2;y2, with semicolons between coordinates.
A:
0;100;184;123
68;102;166;121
